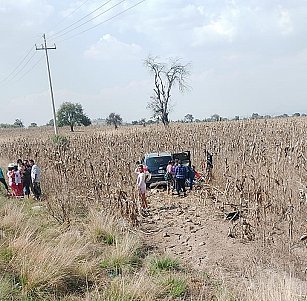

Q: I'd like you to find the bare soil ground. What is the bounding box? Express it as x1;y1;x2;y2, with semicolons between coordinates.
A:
139;189;258;280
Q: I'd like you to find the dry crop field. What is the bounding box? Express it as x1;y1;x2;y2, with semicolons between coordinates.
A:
0;117;306;300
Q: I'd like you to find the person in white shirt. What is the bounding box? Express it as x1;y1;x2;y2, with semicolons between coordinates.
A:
29;159;41;200
136;165;148;210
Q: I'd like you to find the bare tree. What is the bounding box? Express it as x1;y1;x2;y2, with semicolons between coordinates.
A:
144;56;190;126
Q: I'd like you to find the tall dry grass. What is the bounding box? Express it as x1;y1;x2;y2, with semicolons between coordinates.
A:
9;230;88;294
86;208;122;244
237;269;307;301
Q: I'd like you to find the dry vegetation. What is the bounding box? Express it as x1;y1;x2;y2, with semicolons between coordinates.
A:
0;117;306;300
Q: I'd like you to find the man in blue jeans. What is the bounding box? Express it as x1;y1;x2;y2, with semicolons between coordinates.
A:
175;160;187;197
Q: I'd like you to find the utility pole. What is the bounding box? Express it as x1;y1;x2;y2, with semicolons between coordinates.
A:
36;34;58;135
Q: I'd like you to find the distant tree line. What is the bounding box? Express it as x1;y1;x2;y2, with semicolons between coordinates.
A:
1;108;306;130
178;112;307;123
0;119;24;128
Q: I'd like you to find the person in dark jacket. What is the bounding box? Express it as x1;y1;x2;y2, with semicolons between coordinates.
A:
203;150;213;182
175;160;187;197
22;160;32;198
187;162;195;191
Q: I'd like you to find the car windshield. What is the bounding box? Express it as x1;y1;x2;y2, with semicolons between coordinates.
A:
146;156;171;170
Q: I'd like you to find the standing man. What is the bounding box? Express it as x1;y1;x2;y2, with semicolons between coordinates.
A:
0;166;8;193
29;159;41;200
23;160;32;198
175;160;187;197
203;150;213;183
187;162;196;191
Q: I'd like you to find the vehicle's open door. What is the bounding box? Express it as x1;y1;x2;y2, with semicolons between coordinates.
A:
172;151;191;165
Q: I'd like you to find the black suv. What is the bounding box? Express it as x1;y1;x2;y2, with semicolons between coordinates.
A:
141;151;191;187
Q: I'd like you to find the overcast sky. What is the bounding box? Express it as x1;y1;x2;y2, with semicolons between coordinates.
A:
0;0;306;126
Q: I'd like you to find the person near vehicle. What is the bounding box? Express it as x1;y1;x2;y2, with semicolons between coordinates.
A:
0;166;8;192
165;160;174;194
171;159;179;192
22;160;32;198
203;150;213;182
193;167;205;183
136;165;148;210
29;159;41;200
134;161;148;174
175;160;187;197
187;162;195;191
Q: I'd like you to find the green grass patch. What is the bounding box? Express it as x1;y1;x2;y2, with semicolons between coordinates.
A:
0;276;20;300
164;277;187;298
0;246;14;262
100;253;141;276
150;256;180;274
102;233;116;245
95;230;116;245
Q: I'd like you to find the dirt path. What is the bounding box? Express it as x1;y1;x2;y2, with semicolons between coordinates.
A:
139;190;257;277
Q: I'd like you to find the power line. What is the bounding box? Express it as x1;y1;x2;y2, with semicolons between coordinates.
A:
9;51;37;81
0;46;35;84
56;0;147;44
1;0;146;90
1;1;100;85
1;0;145;83
49;0;92;32
49;0;113;39
14;54;44;82
0;30;41;84
52;0;125;41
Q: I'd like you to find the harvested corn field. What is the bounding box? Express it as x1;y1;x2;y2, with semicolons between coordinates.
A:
0;117;306;300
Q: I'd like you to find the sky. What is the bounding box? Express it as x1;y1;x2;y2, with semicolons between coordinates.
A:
0;0;307;126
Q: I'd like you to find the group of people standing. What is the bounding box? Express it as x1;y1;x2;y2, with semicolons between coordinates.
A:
165;151;213;196
165;160;196;196
0;159;41;200
135;150;213;211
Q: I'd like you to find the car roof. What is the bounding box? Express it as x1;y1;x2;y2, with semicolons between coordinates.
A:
144;152;172;158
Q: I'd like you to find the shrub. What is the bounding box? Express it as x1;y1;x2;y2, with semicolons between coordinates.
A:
51;135;69;147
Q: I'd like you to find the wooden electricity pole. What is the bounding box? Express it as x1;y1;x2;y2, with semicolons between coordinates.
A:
36;34;58;135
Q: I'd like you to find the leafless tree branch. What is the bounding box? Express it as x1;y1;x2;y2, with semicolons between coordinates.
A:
144;56;191;126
